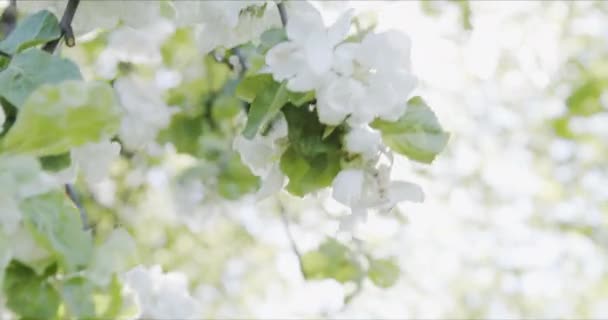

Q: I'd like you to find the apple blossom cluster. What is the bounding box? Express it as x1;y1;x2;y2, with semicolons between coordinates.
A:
0;1;447;319
234;1;440;227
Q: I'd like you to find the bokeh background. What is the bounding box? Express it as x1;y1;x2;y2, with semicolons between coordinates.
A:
9;1;608;318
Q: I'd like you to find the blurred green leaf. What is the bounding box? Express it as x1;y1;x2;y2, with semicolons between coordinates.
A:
1;80;121;156
218;153;260;199
302;239;361;283
372;97;449;164
567;79;607;116
158;114;203;156
280;105;342;196
60;277;95;319
39;152;71;172
0;10;61;55
0;48;82;108
21;192;94;272
236;74;274;103
368;258;400;288
243;80;289;139
100;275;124;319
3;260;60;319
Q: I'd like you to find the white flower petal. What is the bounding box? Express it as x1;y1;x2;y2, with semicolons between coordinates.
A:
305;31;333;75
332;169;365;207
266;41;304;81
327;9;354;46
388;181;425;203
286;1;325;43
256;165;285;200
287;69;322;92
344;125;382;159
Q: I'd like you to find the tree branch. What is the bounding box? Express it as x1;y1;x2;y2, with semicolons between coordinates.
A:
277;198;305;277
43;0;80;53
276;1;288;27
39;0;88;230
65;184;89;229
0;0;17;38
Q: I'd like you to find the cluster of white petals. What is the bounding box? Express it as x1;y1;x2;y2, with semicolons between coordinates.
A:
233;114;288;199
71;140;121;186
122;265;201;320
332;165;424;228
114;77;175;151
266;2;417;125
262;2;422;223
0;156;57;234
173;1;279;53
20;0;160;35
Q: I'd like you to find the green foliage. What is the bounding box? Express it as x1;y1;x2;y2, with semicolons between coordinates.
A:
0;10;61;55
367;258;400;288
0;48;82;108
60;277;96;319
1;80;122;156
567;78;608;117
280;105;342;196
39;152;72;172
158;113;204;156
372;97;449;164
99;275;124;319
218;154;260;199
237;74;288;139
21;192;94;272
302;239;362;283
3;261;60;319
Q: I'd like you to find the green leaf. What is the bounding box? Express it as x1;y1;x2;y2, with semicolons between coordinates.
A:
3;260;61;319
60;277;96;319
302;239;361;283
367;258;400;288
552;115;575;139
371;97;449;164
280;105;342;196
280;146;341;196
157;113;203;155
567;79;607;117
235;73;275;103
259;28;287;53
287;90;315;107
20;192;94;272
100;275;124;318
39;152;72;172
2;80;122;156
0;10;61;55
243;80;289;139
0;48;82;108
218;153;260;200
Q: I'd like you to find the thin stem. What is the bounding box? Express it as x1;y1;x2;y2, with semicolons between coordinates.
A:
0;0;17;38
43;0;80;53
65;184;89;230
40;0;88;230
277;198;305;277
276;1;288;27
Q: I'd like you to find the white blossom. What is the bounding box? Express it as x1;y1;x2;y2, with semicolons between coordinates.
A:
122;265;201;320
71;140;121;187
174;1;279;53
332;165;423;228
344;125;382;159
0;156;57;234
115;77;175;151
265;2;353;92
233;115;288;199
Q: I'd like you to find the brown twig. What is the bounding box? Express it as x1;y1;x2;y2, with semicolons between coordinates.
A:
0;0;17;38
42;0;79;53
